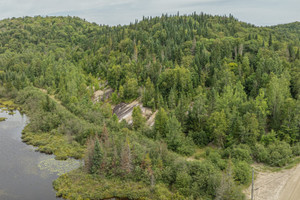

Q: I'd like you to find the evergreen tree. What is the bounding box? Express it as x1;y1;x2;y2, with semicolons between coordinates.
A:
90;139;103;174
268;33;273;47
154;108;168;138
168;87;177;109
132;106;146;130
142;77;155;108
166;114;183;151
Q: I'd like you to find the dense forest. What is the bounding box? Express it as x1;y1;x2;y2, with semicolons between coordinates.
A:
0;13;299;200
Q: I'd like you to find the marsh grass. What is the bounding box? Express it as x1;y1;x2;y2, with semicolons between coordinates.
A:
53;169;184;200
0;117;7;122
22;128;85;160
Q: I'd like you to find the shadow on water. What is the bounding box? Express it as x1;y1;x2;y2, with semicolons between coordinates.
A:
0;108;81;200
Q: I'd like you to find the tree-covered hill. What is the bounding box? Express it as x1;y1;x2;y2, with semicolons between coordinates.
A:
0;13;299;200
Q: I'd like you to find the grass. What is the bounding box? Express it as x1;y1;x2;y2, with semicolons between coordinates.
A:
22;127;85;160
186;146;220;161
53;169;185;200
252;156;300;173
0;99;20;111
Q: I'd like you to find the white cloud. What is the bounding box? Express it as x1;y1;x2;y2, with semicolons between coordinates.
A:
0;0;299;26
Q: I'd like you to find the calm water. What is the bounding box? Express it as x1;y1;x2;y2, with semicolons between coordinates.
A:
0;109;80;200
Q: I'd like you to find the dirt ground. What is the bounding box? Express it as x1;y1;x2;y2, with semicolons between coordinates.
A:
245;163;300;200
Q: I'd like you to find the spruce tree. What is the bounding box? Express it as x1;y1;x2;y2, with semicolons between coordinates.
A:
132;106;146;130
90;139;103;174
154;108;168;138
268;33;272;47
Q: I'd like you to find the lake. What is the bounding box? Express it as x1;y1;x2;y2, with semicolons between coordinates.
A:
0;108;80;200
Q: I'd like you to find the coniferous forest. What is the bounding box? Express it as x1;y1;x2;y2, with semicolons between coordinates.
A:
0;13;299;199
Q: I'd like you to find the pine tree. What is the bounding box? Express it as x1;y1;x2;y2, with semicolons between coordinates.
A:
268;33;272;47
168;87;177;109
154;108;168;138
166;114;183;151
118;85;124;100
90;139;103;174
142;77;155;108
132;106;146;130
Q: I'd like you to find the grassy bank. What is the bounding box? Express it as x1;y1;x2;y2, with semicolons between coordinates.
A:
53;169;184;200
22;129;85;160
1;87;90;160
0;98;20;114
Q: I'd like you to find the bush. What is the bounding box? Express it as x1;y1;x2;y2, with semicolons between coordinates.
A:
292;143;300;156
267;141;292;167
188;161;221;198
175;170;192;196
231;146;252;163
253;143;268;163
233;161;251;185
207;151;226;170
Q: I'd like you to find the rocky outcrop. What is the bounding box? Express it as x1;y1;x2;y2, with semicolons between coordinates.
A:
93;88;113;102
113;100;156;126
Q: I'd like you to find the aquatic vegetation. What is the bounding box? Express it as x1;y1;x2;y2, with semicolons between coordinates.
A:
22;130;85;160
38;158;82;176
0;99;20;111
0;117;7;122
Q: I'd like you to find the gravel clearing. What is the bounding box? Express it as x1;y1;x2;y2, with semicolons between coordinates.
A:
245;163;300;200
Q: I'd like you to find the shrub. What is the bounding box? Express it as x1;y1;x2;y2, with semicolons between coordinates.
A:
292;143;300;156
231;147;252;163
233;161;251;185
253;143;268;163
207;151;226;170
267;141;292;167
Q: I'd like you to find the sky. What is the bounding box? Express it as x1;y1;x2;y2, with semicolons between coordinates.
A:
0;0;299;26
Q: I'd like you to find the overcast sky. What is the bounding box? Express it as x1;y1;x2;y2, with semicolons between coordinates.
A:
0;0;299;26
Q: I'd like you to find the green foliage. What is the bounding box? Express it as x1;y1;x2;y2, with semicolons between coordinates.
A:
174;170;192;196
54;170;187;200
267;141;292;167
132;106;146;130
22;130;84;160
253;140;292;166
267;72;291;130
233;161;251;185
230;146;253;164
154;108;168;138
124;77;139;100
207;110;228;148
165;114;183;151
142;77;155;108
292;143;300;156
206;151;226;170
253;143;268;162
90;139;103;174
1;13;300;200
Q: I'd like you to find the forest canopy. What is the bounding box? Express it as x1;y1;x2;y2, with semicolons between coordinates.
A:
0;13;299;200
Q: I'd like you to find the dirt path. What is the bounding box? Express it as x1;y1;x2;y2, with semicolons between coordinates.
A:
278;164;300;200
245;163;300;200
